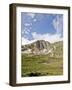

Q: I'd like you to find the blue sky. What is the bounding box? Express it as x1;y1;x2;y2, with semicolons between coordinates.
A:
21;12;63;45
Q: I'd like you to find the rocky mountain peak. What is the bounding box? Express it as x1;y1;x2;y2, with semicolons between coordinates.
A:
21;40;63;57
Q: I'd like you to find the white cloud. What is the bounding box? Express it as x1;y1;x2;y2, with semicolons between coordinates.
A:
22;37;36;45
24;23;31;26
32;32;62;43
53;15;63;34
27;13;35;18
24;22;33;26
22;32;63;45
24;30;29;34
33;18;37;22
21;30;24;35
22;38;30;45
22;28;30;36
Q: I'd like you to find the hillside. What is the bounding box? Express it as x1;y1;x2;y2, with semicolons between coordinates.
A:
21;40;63;58
21;40;63;77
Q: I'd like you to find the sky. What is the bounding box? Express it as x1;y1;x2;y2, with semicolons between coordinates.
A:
21;12;63;45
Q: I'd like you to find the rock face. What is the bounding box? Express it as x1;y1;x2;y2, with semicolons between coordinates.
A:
21;40;63;57
34;40;51;50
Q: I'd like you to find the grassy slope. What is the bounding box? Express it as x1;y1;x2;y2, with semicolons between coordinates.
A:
21;54;63;77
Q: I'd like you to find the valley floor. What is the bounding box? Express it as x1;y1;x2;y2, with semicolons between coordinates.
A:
21;54;63;77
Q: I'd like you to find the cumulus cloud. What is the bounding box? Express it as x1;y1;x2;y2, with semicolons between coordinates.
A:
32;32;62;43
21;28;30;37
53;15;63;34
24;23;31;26
22;38;30;45
26;13;37;22
22;37;36;45
22;32;63;45
27;13;35;18
24;30;29;34
33;18;37;22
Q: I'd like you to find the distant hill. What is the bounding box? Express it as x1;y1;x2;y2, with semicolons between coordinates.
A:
21;40;63;58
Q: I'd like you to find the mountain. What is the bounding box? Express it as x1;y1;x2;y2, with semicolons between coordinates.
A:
50;41;63;57
21;40;63;58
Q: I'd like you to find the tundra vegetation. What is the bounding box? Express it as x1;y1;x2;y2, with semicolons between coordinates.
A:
21;40;63;77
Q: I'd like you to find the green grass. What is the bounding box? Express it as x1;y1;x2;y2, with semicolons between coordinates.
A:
21;54;63;77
